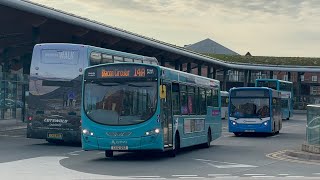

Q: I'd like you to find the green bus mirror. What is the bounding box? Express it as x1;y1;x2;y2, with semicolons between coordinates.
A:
160;85;167;99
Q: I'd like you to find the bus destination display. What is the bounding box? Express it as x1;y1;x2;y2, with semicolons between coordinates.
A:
85;65;157;79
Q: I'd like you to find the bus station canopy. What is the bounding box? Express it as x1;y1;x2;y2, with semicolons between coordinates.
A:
1;0;320;73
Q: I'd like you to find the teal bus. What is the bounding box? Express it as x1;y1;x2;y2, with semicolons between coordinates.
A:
255;79;293;120
81;63;222;157
229;87;282;136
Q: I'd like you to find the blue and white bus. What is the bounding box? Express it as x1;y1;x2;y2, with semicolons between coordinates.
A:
26;43;158;143
228;87;282;136
81;63;222;157
255;79;293;120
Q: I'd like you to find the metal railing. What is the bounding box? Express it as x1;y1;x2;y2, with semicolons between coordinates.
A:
306;104;320;145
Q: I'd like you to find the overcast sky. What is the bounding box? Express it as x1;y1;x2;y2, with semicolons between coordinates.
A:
31;0;320;57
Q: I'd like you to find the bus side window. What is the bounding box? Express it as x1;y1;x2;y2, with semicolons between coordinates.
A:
90;52;102;65
172;83;180;115
195;87;199;115
206;89;213;107
212;89;219;107
200;88;206;115
180;85;188;115
188;86;195;115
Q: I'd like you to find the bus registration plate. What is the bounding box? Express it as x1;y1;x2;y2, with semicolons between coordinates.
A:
111;146;128;150
47;133;63;139
244;130;255;132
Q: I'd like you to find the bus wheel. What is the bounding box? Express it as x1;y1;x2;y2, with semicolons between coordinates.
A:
105;150;113;158
203;129;212;148
168;133;180;157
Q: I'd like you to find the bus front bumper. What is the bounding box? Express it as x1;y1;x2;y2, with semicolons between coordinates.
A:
82;134;163;151
27;127;81;143
229;122;271;133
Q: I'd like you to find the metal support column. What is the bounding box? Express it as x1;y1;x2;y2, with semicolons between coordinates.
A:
175;61;180;70
21;54;31;122
212;68;216;79
198;64;202;76
269;71;273;79
207;66;212;78
187;63;191;73
158;57;166;67
180;63;183;72
32;26;41;44
222;70;227;91
244;70;248;87
297;72;303;107
288;72;291;81
1;49;9;119
248;70;252;86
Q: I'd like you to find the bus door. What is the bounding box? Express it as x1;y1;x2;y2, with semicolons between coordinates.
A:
160;82;173;147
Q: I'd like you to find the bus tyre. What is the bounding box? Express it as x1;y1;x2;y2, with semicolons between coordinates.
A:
168;134;180;157
105;150;113;158
204;129;212;148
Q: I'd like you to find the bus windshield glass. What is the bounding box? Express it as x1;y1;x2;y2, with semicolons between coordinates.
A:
256;81;277;90
230;90;270;118
84;80;157;125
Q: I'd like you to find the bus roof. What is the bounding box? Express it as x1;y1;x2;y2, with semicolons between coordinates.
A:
221;91;229;96
255;79;293;84
34;43;159;64
230;87;275;92
160;65;220;88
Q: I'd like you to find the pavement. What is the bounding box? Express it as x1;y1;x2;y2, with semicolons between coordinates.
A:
286;149;320;161
293;110;307;114
0;119;27;131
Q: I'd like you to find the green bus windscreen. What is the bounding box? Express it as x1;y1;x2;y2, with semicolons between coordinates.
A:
256;81;277;90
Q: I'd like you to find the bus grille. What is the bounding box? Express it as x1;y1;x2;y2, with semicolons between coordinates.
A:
106;132;132;136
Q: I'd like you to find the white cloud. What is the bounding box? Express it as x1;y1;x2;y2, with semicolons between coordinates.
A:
30;0;320;57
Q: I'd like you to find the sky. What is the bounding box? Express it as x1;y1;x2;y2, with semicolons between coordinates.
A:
30;0;320;57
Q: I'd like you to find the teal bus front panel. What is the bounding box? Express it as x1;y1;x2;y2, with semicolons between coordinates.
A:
81;112;165;152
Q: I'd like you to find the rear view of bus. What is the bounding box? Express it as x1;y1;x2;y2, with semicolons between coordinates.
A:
228;87;282;136
27;44;86;143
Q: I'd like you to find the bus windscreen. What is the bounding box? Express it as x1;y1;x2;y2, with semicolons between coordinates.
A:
83;65;158;126
230;89;270;118
84;80;157;126
256;81;277;90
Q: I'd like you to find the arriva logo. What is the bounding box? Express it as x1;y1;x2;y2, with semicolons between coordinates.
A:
111;140;127;145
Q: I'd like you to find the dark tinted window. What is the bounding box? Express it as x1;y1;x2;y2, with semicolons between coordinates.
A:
172;83;180;115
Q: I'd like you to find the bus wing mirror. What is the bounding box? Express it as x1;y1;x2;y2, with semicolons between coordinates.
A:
160;85;166;99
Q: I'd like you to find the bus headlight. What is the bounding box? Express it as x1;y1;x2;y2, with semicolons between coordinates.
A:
232;121;237;126
263;122;268;126
82;129;94;136
145;128;160;136
155;128;160;134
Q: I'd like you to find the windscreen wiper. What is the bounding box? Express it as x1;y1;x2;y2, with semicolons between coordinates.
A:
128;84;152;87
